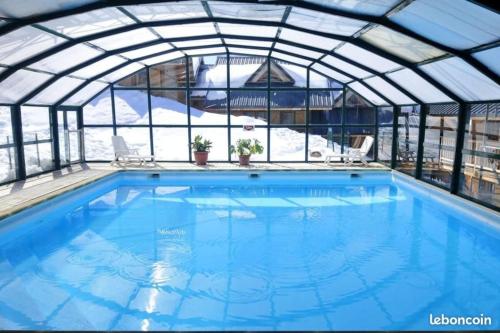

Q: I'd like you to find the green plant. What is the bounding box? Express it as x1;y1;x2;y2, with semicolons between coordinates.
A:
230;138;264;156
191;135;213;152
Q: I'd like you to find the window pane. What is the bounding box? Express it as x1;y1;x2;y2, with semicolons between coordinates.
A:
218;23;278;38
344;88;377;124
322;55;371;79
311;63;350;83
184;48;226;56
386;68;453;104
230;56;267;88
305;0;400;16
378;126;393;165
363;76;415;105
473;47;500;76
90;28;158;51
335;43;400;72
191;127;228;161
124;2;207;21
149;59;187;88
378;106;394;126
209;2;286;21
390;0;500;49
151;90;187;125
173;38;222;48
21;106;51;141
141;51;185;67
231;127;268;162
0;70;53;104
274;43;323;60
279;28;341;51
361;25;446;63
225;39;273;48
0;147;16;183
30;44;103;74
114;90;149;125
271;51;312;67
287;7;366;35
344;127;375;161
115;68;148;88
0;0;95;18
460;103;499;207
230;90;268;125
153;128;189;161
347;82;386;106
309;90;342;125
63;81;109;106
271;60;307;88
29;77;85;105
0;26;65;66
421;104;458;188
396;105;420;176
101;63;145;83
421;57;500;102
84;127;114;160
228;48;270;57
154;23;217;39
271;91;306;125
121;44;173;60
192;56;227;89
40;8;135;38
83;89;112;125
73;56;127;79
307;127;342;162
0;106;14;145
190;90;228;125
24;143;53;176
270;127;305;161
116;127;151;156
309;71;343;89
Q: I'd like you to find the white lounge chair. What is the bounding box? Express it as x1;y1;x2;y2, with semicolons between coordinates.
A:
324;136;374;166
111;135;157;166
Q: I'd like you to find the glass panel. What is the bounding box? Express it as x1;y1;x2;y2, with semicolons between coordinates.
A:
378;106;394;126
421;104;458;188
0;106;13;146
345;88;376;124
361;25;446;63
0;26;65;66
322;55;371;79
279;28;341;51
307;127;342;162
270;127;305;161
57;111;67;165
270;60;306;88
230;90;268;124
311;63;350;83
0;70;53;104
63;81;109;106
310;71;342;89
363;76;415;105
114;90;149;125
459;103;499;207
270;90;306;125
274;43;323;60
153;128;189;161
28;77;85;105
89;28;158;51
377;109;393;165
473;47;500;76
141;51;185;67
29;44;103;74
190;90;228;125
228;48;270;57
396;105;420;176
229;56;267;88
305;0;400;16
347;82;387;106
154;23;217;39
84;127;114;160
344;127;376;161
387;68;453;103
72;56;127;79
218;23;278;38
0;147;16;183
335;43;401;72
40;8;135;38
421;57;500;102
286;7;366;35
209;2;286;21
21;106;53;176
225;39;273;48
149;58;187;88
115;68;148;88
124;2;207;21
151;90;187;125
309;90;342;125
101;63;145;83
271;51;311;67
390;0;500;49
173;38;222;48
116;127;151;156
190;127;228;161
184;48;226;56
0;0;95;18
231;127;268;162
83;89;112;125
192;56;227;89
121;44;172;60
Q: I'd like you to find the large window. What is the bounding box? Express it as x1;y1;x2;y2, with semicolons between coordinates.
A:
0;106;17;182
396;105;420;176
377;107;393;165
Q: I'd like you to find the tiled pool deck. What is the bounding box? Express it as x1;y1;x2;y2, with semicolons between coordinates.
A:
0;162;388;219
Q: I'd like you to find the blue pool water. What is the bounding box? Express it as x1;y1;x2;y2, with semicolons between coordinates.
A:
0;171;498;330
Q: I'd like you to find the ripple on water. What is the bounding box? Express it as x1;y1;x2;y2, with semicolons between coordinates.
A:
66;248;123;267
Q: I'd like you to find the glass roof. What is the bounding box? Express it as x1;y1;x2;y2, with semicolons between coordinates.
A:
28;76;85;105
0;0;497;107
348;82;388;106
62;81;108;106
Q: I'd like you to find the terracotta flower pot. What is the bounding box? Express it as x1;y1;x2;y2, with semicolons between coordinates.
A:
194;151;209;165
239;155;251;166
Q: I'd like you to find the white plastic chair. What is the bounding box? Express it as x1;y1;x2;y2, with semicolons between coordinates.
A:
111;136;156;166
325;136;374;166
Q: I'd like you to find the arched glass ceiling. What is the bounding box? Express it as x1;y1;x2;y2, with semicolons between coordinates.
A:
0;0;498;107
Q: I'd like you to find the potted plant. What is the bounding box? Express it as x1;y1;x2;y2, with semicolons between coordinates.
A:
230;138;264;166
191;134;213;165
